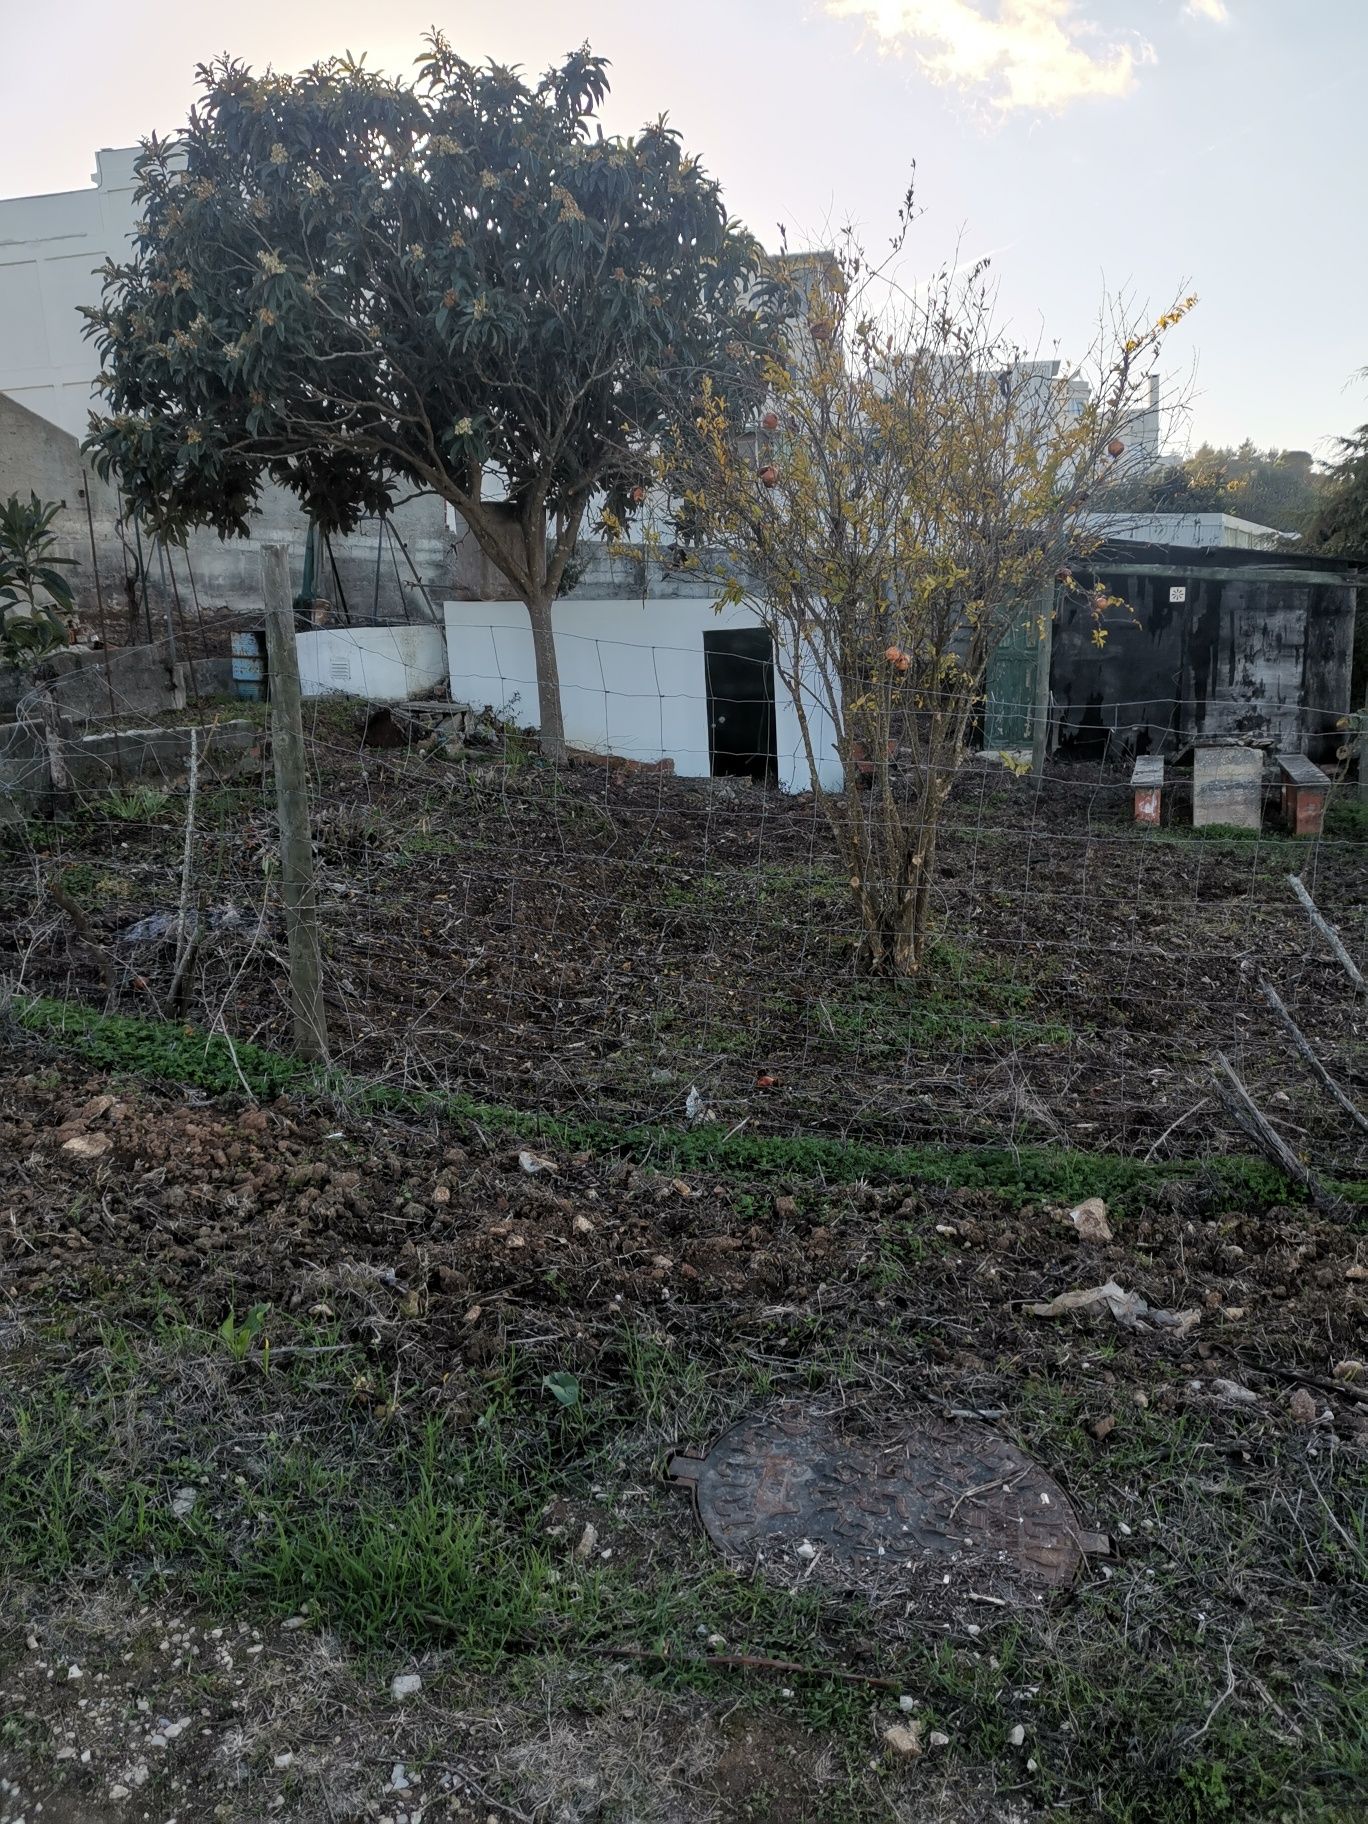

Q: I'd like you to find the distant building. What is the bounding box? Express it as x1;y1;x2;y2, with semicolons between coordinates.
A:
1084;510;1290;550
1004;362;1161;470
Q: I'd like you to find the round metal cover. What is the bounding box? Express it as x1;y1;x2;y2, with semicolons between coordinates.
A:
668;1405;1106;1592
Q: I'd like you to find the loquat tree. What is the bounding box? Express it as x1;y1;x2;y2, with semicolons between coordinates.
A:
84;37;780;760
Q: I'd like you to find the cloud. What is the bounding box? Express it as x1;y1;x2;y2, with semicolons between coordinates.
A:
1184;0;1229;21
825;0;1157;112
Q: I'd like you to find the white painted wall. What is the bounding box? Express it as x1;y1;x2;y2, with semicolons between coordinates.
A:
0;149;140;437
443;598;842;792
296;625;449;701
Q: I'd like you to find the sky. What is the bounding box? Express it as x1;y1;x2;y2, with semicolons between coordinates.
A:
2;0;1362;458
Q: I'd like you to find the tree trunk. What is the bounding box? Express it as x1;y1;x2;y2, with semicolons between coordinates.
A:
854;830;939;978
525;591;568;766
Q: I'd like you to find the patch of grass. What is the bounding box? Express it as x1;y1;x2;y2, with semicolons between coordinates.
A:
0;1325;831;1668
18;995;1368;1213
106;785;172;822
659;862;848;915
395;823;464;861
819;977;1069;1053
4;1322;1366;1823
1326;796;1368;842
803;935;1066;1055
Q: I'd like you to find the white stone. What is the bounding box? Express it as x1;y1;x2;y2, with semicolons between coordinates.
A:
390;1673;422;1702
1192;745;1263;831
883;1721;924;1758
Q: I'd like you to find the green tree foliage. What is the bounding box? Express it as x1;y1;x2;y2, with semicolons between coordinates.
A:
1307;418;1368;708
1306;423;1368;557
0;494;77;672
83;38;779;759
1102;441;1323;535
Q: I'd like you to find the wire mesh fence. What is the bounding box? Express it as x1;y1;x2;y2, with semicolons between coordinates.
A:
2;633;1365;1188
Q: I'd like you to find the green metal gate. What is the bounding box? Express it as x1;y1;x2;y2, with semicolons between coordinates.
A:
983;603;1038;749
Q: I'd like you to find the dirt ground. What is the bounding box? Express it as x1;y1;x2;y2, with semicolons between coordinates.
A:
2;1042;1366;1823
2;737;1366;1821
3;714;1365;1168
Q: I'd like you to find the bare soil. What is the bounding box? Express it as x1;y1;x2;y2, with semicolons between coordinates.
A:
2;738;1366;1823
2;1043;1366;1823
3;721;1364;1168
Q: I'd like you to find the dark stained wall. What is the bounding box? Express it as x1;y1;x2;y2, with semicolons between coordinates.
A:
1051;545;1359;761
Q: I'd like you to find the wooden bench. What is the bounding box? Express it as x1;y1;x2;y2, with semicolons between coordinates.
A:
1131;755;1164;826
1277;752;1330;836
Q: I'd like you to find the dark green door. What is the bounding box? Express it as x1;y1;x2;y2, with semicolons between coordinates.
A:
984;606;1036;748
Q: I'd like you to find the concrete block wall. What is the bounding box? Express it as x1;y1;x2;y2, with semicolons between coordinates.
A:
0;644;186;725
0;717;262;816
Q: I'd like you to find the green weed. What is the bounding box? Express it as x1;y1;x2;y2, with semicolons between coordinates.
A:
217;1302;271;1361
106;785;172;821
17;996;1367;1212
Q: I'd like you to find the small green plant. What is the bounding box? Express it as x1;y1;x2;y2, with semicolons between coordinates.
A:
541;1370;581;1409
0;492;76;670
1326;796;1368;841
218;1303;270;1362
107;785;171;821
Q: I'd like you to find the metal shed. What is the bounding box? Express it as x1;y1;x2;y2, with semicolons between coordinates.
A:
1049;543;1361;761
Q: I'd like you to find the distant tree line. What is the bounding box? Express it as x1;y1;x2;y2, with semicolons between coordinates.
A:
1099;413;1368;562
1103;441;1322;536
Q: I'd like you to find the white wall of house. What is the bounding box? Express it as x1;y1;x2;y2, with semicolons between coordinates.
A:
443;598;843;792
0;149;140;439
296;625;449;701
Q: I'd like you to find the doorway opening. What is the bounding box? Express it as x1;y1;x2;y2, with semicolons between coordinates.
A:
703;629;778;783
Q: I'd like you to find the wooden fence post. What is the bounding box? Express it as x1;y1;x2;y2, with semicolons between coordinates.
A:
261;544;328;1061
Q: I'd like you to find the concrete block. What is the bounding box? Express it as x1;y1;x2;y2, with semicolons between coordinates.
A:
1193;745;1263;830
0;647;187;725
0;718;261;814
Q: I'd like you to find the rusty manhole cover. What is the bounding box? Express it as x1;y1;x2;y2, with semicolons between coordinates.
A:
669;1406;1106;1592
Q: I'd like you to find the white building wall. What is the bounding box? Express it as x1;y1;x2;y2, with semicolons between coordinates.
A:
296;625;449;701
443;598;843;793
0;149;140;438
